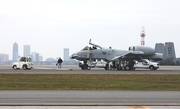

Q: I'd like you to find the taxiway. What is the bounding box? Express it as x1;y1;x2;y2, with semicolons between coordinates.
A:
0;90;180;106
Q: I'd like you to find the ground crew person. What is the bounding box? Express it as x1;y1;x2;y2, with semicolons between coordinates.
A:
116;61;120;70
105;61;109;70
112;61;116;70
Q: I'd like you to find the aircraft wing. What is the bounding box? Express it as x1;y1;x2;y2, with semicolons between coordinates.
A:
110;51;144;61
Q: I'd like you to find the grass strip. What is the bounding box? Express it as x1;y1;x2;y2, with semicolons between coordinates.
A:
0;74;180;90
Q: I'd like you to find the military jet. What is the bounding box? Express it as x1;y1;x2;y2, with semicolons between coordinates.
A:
71;39;162;70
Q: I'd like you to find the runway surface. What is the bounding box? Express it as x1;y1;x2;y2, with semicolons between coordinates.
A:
0;65;180;74
0;65;180;108
1;106;180;109
0;90;180;106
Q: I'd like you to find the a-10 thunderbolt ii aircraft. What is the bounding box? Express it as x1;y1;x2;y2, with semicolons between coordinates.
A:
71;39;162;70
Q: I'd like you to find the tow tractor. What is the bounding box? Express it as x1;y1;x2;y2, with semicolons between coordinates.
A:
12;56;33;70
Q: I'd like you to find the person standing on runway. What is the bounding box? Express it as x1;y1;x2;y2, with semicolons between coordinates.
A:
57;57;63;69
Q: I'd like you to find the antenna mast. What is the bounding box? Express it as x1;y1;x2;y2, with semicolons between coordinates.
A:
140;26;146;45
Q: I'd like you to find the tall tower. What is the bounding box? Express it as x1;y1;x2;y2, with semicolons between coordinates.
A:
140;26;146;45
12;42;18;62
64;48;69;61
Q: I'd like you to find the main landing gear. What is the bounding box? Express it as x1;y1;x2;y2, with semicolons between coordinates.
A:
79;61;91;70
104;61;134;71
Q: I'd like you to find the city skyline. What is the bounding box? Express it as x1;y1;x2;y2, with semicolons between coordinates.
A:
7;42;71;61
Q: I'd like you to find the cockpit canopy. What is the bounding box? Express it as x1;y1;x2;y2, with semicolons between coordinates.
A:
81;46;98;51
81;46;89;51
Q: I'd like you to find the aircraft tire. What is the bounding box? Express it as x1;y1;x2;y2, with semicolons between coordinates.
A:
87;66;91;70
83;64;88;70
81;66;84;70
125;65;130;70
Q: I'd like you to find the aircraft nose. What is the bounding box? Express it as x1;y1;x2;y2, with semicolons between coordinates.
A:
71;53;79;59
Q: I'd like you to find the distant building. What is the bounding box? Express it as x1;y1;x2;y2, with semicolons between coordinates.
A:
12;42;18;62
31;52;39;62
46;58;56;62
64;48;69;61
23;45;31;56
39;55;43;61
155;43;164;54
163;42;176;60
0;54;9;62
36;53;39;62
155;42;176;61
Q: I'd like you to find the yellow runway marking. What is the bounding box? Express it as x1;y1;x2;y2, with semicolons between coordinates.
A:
126;106;150;109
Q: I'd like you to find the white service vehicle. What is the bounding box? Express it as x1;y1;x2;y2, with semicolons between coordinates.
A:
94;59;106;68
134;59;159;70
12;56;33;70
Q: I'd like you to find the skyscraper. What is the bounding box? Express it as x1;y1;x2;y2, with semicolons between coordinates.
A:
31;52;39;62
163;42;176;60
23;45;31;56
39;55;43;61
12;42;18;62
155;42;176;61
64;48;69;61
0;54;9;62
155;43;164;54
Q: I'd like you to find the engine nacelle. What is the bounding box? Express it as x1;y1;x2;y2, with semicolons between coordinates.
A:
129;46;156;55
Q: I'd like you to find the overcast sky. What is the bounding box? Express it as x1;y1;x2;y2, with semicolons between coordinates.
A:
0;0;180;60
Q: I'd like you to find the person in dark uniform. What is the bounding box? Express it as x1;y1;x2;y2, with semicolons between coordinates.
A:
105;61;109;70
131;59;135;70
112;61;116;70
57;57;63;69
